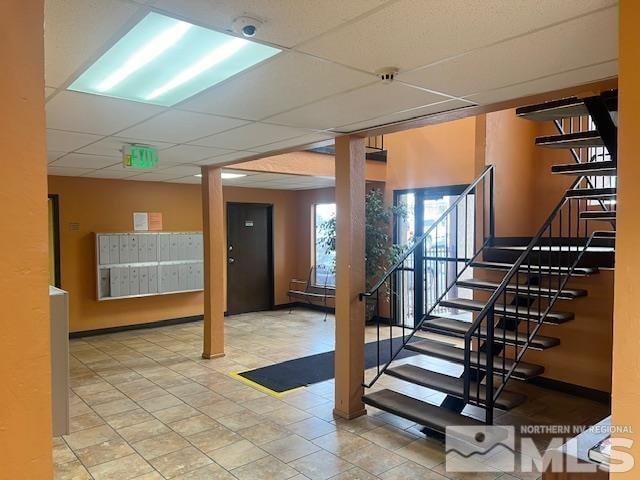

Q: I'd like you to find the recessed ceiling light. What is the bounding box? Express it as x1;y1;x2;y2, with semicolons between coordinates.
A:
193;172;247;179
68;12;280;106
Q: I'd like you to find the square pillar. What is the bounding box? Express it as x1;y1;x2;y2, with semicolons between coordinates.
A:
334;135;367;419
611;1;640;476
201;166;225;359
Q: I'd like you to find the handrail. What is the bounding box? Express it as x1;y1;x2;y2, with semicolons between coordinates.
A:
360;164;495;299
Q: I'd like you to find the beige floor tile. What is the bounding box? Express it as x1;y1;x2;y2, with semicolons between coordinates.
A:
186;424;241;452
166;382;211;397
341;443;407;475
152;404;201;424
198;399;248;419
93;398;139;417
238;422;291;445
208;439;269;470
104;408;155;430
148;446;213;478
54;459;92;480
312;430;373;457
379;461;448;479
79;388;129;406
63;424;119;450
332;415;386;435
395;438;446;469
262;434;321;463
69;411;106;433
242;396;287;414
130;473;164;480
361;424;419;451
329;467;378;480
138;393;185;412
88;453;153;480
288;450;353;480
216;411;264;431
231;455;300;480
281;390;329;410
262;405;313;425
181;390;225;408
75;437;135;467
132;431;190;460
169;413;219;436
53;442;77;466
118;419;171;444
286;417;337;440
171;463;236;479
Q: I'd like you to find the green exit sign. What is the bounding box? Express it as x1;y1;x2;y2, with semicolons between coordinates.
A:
123;145;159;169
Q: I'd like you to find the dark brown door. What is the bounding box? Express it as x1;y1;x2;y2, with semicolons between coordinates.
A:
227;203;273;314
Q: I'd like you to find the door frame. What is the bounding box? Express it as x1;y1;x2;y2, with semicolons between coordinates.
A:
48;194;62;288
226;202;275;314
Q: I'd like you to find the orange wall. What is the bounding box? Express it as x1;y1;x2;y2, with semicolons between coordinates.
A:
48;176;205;333
0;1;53;478
612;0;640;471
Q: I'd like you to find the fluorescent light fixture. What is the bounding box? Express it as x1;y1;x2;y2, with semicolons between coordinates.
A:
69;12;280;106
194;172;247;179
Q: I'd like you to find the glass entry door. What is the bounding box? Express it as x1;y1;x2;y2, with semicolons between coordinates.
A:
395;186;475;327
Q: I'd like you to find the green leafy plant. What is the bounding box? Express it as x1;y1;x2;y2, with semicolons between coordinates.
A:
317;188;408;290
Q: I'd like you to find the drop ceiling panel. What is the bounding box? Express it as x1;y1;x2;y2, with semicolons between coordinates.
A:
466;60;618;106
50;153;121;169
83;168;138;179
46;91;163;135
48;166;95;177
152;0;389;48
46;129;103;152
127;172;184;182
178;52;375;120
197;151;257;165
267;83;450;130
48;151;67;163
169;176;201;184
335;99;474;132
399;7;618;97
251;132;335;153
77;136;176;157
45;0;143;87
155;165;201;177
118;110;248;143
192;122;314;149
299;0;617;73
157;144;233;165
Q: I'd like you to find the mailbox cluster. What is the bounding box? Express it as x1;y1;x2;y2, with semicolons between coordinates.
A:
96;232;204;300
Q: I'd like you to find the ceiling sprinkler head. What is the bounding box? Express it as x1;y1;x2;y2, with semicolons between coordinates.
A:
232;16;263;37
375;67;399;84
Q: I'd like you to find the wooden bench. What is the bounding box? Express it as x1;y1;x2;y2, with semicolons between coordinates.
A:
287;267;335;320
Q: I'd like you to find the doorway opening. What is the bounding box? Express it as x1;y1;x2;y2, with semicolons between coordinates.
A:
48;194;61;287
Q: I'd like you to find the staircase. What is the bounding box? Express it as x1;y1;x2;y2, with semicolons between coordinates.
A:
360;90;618;433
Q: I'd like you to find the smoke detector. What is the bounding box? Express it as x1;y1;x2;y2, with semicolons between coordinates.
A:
375;67;399;84
232;16;263;37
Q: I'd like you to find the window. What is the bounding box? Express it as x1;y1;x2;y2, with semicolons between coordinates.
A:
313;203;336;286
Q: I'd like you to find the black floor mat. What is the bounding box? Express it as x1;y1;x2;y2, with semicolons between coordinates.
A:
238;337;419;393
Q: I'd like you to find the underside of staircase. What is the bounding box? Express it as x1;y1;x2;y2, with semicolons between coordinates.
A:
360;90;618;434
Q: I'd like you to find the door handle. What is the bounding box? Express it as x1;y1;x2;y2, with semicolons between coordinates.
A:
228;257;235;264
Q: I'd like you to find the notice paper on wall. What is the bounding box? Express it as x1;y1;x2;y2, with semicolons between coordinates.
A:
133;212;149;231
148;212;163;231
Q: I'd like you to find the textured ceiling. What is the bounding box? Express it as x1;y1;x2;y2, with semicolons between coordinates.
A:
44;0;618;187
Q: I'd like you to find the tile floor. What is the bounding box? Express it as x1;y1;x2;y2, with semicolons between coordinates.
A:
55;309;609;480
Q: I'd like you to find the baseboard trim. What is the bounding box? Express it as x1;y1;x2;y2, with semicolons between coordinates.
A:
69;315;204;338
528;377;611;404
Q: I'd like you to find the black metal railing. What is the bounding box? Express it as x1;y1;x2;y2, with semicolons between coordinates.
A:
463;105;616;424
360;165;495;388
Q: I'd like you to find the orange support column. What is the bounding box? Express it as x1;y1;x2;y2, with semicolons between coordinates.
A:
334;135;367;419
201;166;226;359
611;1;640;477
0;1;53;478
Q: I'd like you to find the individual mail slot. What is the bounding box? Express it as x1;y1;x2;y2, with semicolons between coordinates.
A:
169;265;179;292
186;264;196;290
169;234;180;261
158;234;170;261
99;268;110;298
195;262;204;290
109;267;121;297
128;234;139;263
137;235;148;263
194;234;203;260
178;264;189;291
98;235;110;265
146;234;158;262
158;265;170;293
120;266;130;296
109;235;120;264
185;235;195;260
148;266;158;294
119;235;130;263
138;266;149;295
129;267;140;296
177;234;188;260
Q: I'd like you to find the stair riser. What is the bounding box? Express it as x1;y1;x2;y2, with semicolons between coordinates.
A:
484;247;615;269
423;327;552;350
456;283;585;300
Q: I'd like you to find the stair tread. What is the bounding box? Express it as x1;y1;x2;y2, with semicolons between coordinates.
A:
386;365;527;410
439;298;574;324
424;317;561;350
470;260;598;276
363;389;482;432
593;230;616;238
536;131;604;149
456;278;587;299
405;339;545;379
516;97;588;122
566;187;617;199
580;211;617;220
551;161;617;176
